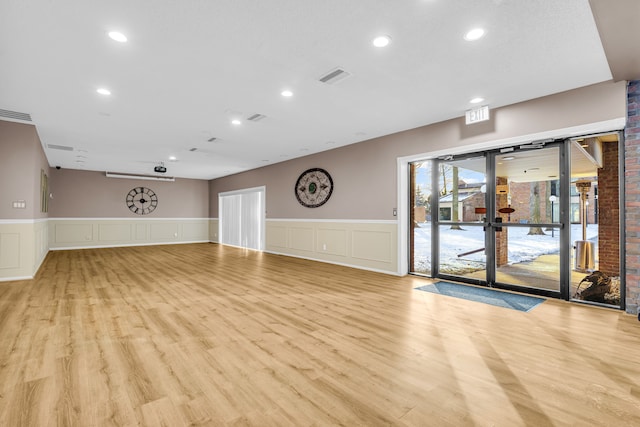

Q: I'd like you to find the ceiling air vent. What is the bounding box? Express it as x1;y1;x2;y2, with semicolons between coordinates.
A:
47;144;74;151
0;109;32;123
247;113;266;122
207;137;217;142
189;147;198;152
318;67;351;84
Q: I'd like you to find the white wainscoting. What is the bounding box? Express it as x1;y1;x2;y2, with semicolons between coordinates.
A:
209;219;219;243
265;219;398;275
0;219;49;281
49;218;210;250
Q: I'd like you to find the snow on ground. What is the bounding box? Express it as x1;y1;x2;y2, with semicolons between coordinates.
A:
413;223;598;274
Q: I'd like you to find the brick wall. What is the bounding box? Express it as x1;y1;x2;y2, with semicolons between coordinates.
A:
597;142;620;277
625;80;640;315
496;177;509;266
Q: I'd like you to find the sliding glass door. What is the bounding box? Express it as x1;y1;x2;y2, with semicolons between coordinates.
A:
219;186;265;251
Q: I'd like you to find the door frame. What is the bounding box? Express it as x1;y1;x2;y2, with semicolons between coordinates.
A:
430;142;566;298
399;122;626;307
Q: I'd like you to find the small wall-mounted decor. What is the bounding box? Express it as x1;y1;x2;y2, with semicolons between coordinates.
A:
40;169;49;213
126;187;158;215
295;168;333;208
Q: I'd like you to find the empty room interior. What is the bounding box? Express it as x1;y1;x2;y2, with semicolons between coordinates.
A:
1;0;640;425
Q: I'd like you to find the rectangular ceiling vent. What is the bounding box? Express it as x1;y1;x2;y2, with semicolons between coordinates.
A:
47;144;74;151
206;137;217;142
0;109;32;123
318;67;352;84
247;113;266;122
189;147;198;152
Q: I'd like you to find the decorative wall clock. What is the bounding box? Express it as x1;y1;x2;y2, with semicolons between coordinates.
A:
126;187;158;215
295;168;333;208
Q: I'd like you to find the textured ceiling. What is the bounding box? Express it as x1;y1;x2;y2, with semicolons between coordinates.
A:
0;0;616;179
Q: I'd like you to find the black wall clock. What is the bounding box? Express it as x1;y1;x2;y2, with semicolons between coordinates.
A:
126;187;158;215
295;168;333;208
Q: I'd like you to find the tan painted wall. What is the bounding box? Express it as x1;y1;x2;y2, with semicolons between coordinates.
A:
49;169;209;218
0;121;50;280
209;81;627;220
0;120;50;220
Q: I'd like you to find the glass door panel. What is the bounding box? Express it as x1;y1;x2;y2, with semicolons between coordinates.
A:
493;146;561;291
569;134;622;307
436;156;488;282
410;162;433;275
437;224;486;278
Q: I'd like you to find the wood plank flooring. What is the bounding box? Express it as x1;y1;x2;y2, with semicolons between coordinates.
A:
0;243;639;426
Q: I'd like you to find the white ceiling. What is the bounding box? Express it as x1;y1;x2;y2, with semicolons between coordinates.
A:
0;0;614;180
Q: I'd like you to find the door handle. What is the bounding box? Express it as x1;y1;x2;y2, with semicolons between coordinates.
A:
494;217;502;232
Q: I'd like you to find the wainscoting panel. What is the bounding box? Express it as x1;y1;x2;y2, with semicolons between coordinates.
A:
351;230;392;263
149;222;179;240
55;223;93;243
0;221;44;281
289;226;315;252
268;225;288;249
99;223;132;242
0;232;20;269
34;220;49;273
135;223;147;240
50;218;209;250
209;219;219;243
266;220;398;274
182;221;209;240
316;228;348;257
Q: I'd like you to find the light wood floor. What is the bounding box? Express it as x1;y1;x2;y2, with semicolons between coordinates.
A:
1;244;639;426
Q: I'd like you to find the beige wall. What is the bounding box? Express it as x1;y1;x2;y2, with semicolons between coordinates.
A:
209;81;626;275
50;169;209;218
0;120;50;220
0;80;628;279
0;120;50;280
209;81;627;220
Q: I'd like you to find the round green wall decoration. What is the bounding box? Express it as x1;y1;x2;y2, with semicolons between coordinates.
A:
295;168;333;208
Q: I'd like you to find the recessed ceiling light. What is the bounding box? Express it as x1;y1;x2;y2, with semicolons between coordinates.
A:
373;35;392;47
96;88;111;95
470;97;484;104
502;156;516;161
108;31;127;43
168;156;177;161
231;119;241;125
464;28;485;41
281;90;293;97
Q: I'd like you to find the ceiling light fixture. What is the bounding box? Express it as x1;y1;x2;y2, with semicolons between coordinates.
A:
464;28;485;41
168;156;177;161
373;35;392;47
470;97;484;104
96;88;111;95
281;90;293;97
502;156;516;161
231;119;241;125
108;31;127;42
